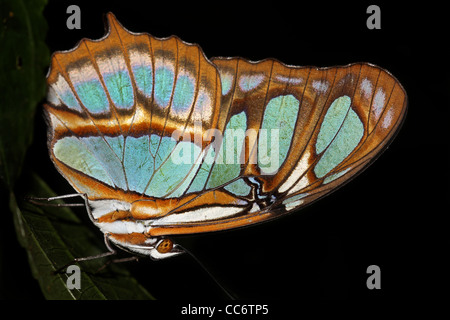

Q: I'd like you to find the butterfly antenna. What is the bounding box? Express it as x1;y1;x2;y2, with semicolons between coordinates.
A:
178;245;236;300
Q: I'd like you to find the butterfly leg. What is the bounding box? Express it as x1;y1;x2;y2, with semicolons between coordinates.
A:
74;233;117;263
95;256;140;273
27;193;96;223
27;193;87;207
53;233;118;274
73;235;140;273
28;194;135;273
27;192;90;201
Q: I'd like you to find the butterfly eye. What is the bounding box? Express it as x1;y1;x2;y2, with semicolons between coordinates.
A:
156;238;174;254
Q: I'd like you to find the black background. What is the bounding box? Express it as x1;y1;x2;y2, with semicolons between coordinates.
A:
1;0;449;303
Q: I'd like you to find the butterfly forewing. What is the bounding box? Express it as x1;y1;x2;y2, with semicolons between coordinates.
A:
46;14;221;201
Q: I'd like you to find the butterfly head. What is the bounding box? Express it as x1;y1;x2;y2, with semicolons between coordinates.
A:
108;233;184;260
88;199;184;260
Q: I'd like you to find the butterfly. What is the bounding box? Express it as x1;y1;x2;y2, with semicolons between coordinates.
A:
44;12;407;261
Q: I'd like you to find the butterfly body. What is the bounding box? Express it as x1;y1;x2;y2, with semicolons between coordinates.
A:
45;13;407;260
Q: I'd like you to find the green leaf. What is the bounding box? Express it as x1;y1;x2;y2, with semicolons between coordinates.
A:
0;0;49;190
13;173;154;300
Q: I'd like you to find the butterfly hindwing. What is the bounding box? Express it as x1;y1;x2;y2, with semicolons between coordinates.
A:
147;60;407;235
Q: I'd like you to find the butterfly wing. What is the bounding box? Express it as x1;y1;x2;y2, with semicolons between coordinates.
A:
45;13;407;241
45;13;222;203
147;58;407;237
